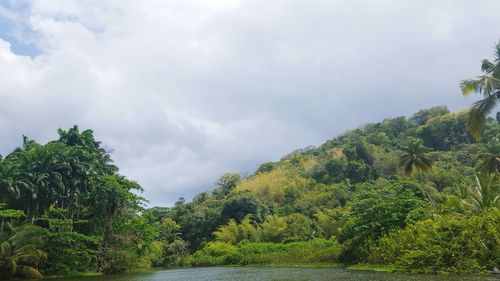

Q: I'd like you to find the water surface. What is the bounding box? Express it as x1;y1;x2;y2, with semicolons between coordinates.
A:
48;267;500;281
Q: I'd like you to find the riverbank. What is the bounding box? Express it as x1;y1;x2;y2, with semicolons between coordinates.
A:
347;264;396;273
43;272;102;279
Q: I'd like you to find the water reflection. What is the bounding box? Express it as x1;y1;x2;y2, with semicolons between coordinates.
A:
47;267;500;281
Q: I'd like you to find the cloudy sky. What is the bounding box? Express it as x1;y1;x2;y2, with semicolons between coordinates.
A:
0;0;499;206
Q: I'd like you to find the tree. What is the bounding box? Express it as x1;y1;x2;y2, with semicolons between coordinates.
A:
0;161;28;202
213;216;259;245
409;106;450;126
463;174;500;213
0;208;24;233
460;42;500;141
399;137;433;175
220;191;264;223
399;138;434;203
256;162;275;174
477;140;500;174
370;209;500;273
282;213;314;242
213;173;241;198
0;225;47;279
260;215;288;243
158;218;181;244
315;208;347;238
338;182;431;262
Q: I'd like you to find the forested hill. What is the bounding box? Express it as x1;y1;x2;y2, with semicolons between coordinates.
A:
146;106;500;272
0;106;499;279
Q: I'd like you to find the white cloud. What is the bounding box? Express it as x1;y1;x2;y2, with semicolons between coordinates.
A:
0;0;499;205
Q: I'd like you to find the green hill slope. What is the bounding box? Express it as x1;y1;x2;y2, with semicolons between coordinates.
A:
147;106;500;273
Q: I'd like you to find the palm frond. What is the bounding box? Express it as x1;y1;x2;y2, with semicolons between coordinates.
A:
495;42;500;62
461;79;482;96
481;59;495;74
465;93;498;141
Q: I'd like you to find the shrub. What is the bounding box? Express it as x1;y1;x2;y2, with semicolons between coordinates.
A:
43;232;100;274
190;238;341;266
369;209;500;273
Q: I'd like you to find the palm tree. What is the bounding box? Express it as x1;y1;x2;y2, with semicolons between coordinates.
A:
463;174;500;213
0;161;30;202
477;140;500;175
400;138;434;202
460;42;500;141
399;138;433;175
0;225;47;279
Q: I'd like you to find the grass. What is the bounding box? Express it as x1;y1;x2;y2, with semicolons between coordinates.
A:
347;264;397;273
43;271;102;279
242;262;345;268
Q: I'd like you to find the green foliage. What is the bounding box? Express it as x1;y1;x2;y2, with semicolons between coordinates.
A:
0;225;48;280
0;209;24;232
477;140;500;174
162;104;499;273
399;137;433;175
161;240;189;267
0;126;154;277
2;100;500;276
158;218;181;243
416;113;470;150
460;42;500;140
236;239;341;265
462;174;500;212
281;213;315;242
174;200;223;250
409;106;450;126
213;216;259;245
191;241;238;266
314;208;348;238
221;191;265;223
369;209;500;273
213;173;241;198
260;215;288;243
98;216;157;274
43;232;99;274
345;161;373;183
260;213;315;243
192;239;341;266
338;182;431;262
256;162;275;174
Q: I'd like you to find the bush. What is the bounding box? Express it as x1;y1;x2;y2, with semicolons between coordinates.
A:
190;238;341;266
43;232;100;274
191;241;237;266
339;182;431;262
369;209;500;273
236;239;341;265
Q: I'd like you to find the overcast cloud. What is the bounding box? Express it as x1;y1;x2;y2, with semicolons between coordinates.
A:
0;0;499;206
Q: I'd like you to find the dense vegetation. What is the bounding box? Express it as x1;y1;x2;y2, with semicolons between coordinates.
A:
1;43;499;278
154;107;499;274
0;127;161;279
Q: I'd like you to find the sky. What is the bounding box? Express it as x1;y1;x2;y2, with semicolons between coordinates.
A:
0;0;499;206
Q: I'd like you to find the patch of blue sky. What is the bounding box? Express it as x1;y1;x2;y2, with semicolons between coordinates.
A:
0;0;40;57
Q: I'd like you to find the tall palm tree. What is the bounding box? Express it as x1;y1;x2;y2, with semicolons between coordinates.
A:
399;138;433;175
0;225;47;279
460;42;500;141
477;140;500;175
399;138;433;202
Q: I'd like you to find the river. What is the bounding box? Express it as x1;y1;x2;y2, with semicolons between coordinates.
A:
46;267;500;281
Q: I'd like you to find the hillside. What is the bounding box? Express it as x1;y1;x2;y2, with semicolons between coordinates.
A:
145;106;500;273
